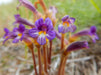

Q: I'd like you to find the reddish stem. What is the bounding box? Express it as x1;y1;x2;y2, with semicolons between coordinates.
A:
61;34;65;50
39;0;47;12
38;47;42;75
48;41;52;69
61;57;67;75
31;45;38;75
58;52;70;75
43;45;48;74
58;55;67;75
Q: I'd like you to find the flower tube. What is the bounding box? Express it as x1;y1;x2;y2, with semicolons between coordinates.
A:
18;0;42;18
14;14;35;27
69;26;99;43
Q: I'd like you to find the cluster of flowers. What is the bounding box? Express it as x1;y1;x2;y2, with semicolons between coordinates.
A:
3;0;99;75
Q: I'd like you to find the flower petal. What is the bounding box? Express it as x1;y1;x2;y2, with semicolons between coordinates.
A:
46;30;56;40
3;28;9;38
35;18;44;28
18;24;25;33
45;18;53;30
58;24;68;33
3;38;10;44
69;17;75;24
62;15;69;22
69;25;77;32
58;24;64;33
20;33;24;41
37;34;46;45
66;41;89;52
29;28;39;38
12;37;20;43
90;26;96;34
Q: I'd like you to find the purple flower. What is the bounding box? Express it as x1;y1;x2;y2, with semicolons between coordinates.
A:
29;18;56;45
62;15;75;23
3;28;10;38
18;0;37;13
49;6;57;19
14;14;35;27
66;41;89;52
3;24;26;43
71;26;99;43
58;15;76;33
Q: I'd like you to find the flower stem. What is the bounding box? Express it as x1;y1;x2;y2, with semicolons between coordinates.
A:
31;45;38;75
43;45;48;74
48;41;52;69
38;47;42;75
61;57;67;75
58;56;66;75
58;52;70;75
39;0;47;12
24;41;38;75
61;34;65;50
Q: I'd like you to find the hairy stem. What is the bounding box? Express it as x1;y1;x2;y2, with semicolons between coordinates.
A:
38;47;42;75
31;45;38;75
48;41;52;69
58;56;67;75
58;52;70;75
24;40;38;75
61;34;65;50
43;45;48;74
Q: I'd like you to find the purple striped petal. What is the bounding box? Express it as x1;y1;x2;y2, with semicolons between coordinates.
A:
14;14;34;27
3;28;9;38
45;18;53;30
58;24;63;33
19;0;37;13
69;17;75;24
58;24;67;33
69;25;77;32
90;26;96;34
12;37;20;43
37;34;46;45
58;24;76;33
29;28;39;38
35;18;44;28
46;30;56;40
18;24;25;33
62;15;69;22
20;33;24;41
66;41;89;52
62;15;75;24
90;26;99;43
13;27;18;32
